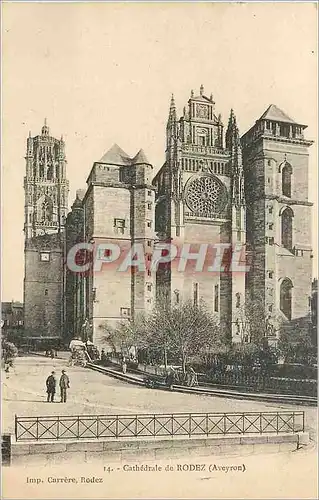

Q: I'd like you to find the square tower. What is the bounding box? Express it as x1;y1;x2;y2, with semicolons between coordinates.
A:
80;144;156;347
23;121;69;342
242;104;313;339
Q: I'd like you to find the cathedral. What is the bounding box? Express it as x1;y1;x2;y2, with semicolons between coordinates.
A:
23;87;314;349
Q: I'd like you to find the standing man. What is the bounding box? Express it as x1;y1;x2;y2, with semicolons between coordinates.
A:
46;371;57;402
59;370;70;403
121;357;127;374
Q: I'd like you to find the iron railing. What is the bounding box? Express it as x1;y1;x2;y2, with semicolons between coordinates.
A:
15;411;304;441
202;373;317;397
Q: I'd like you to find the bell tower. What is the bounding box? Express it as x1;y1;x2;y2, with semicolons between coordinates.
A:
241;104;313;340
23;121;69;342
24;119;68;238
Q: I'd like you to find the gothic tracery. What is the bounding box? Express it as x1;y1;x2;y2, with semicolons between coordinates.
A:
185;175;227;216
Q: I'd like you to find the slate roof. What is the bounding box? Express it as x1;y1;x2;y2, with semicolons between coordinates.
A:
131;149;150;164
99;144;132;165
260;104;297;124
98;144;151;166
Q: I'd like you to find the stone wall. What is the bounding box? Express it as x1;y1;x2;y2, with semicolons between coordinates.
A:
10;432;308;466
24;234;64;338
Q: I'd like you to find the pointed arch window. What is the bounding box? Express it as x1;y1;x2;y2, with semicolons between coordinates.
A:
281;207;293;251
280;278;293;320
47;165;53;180
282;164;292;198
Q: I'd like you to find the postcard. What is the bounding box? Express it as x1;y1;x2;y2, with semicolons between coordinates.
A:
1;2;318;499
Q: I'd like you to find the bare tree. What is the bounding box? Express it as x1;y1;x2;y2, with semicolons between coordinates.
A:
104;313;149;357
146;296;224;374
238;295;282;347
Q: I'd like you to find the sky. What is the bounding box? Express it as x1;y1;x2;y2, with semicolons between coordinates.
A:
2;2;318;302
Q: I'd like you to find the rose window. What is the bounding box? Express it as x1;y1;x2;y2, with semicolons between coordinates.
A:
185;175;227;216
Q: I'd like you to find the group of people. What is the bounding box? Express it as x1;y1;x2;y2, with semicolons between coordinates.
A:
46;369;70;402
45;348;58;359
165;365;198;388
68;339;101;367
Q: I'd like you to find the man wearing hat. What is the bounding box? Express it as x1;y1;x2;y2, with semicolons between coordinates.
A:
59;370;70;403
46;371;57;402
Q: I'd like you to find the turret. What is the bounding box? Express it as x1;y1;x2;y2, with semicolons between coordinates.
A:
226;109;245;207
166;94;178;149
41;118;49;137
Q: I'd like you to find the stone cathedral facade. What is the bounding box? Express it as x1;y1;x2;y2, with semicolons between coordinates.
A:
23;89;314;348
153;87;246;343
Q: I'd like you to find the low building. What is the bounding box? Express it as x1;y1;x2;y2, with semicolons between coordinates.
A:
1;301;24;344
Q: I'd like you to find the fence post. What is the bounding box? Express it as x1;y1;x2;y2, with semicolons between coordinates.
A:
2;434;12;466
14;415;17;441
189;414;191;438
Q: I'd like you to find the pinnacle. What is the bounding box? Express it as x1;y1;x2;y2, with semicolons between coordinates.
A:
169;93;176;115
41;118;49;136
228;108;237;126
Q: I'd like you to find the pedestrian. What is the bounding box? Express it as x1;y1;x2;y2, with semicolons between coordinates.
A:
188;366;197;387
101;349;107;365
46;371;57;402
166;367;175;390
122;358;127;374
59;369;70;403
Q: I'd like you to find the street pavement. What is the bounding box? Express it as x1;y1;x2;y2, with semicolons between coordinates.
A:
2;355;318;499
2;355;317;440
